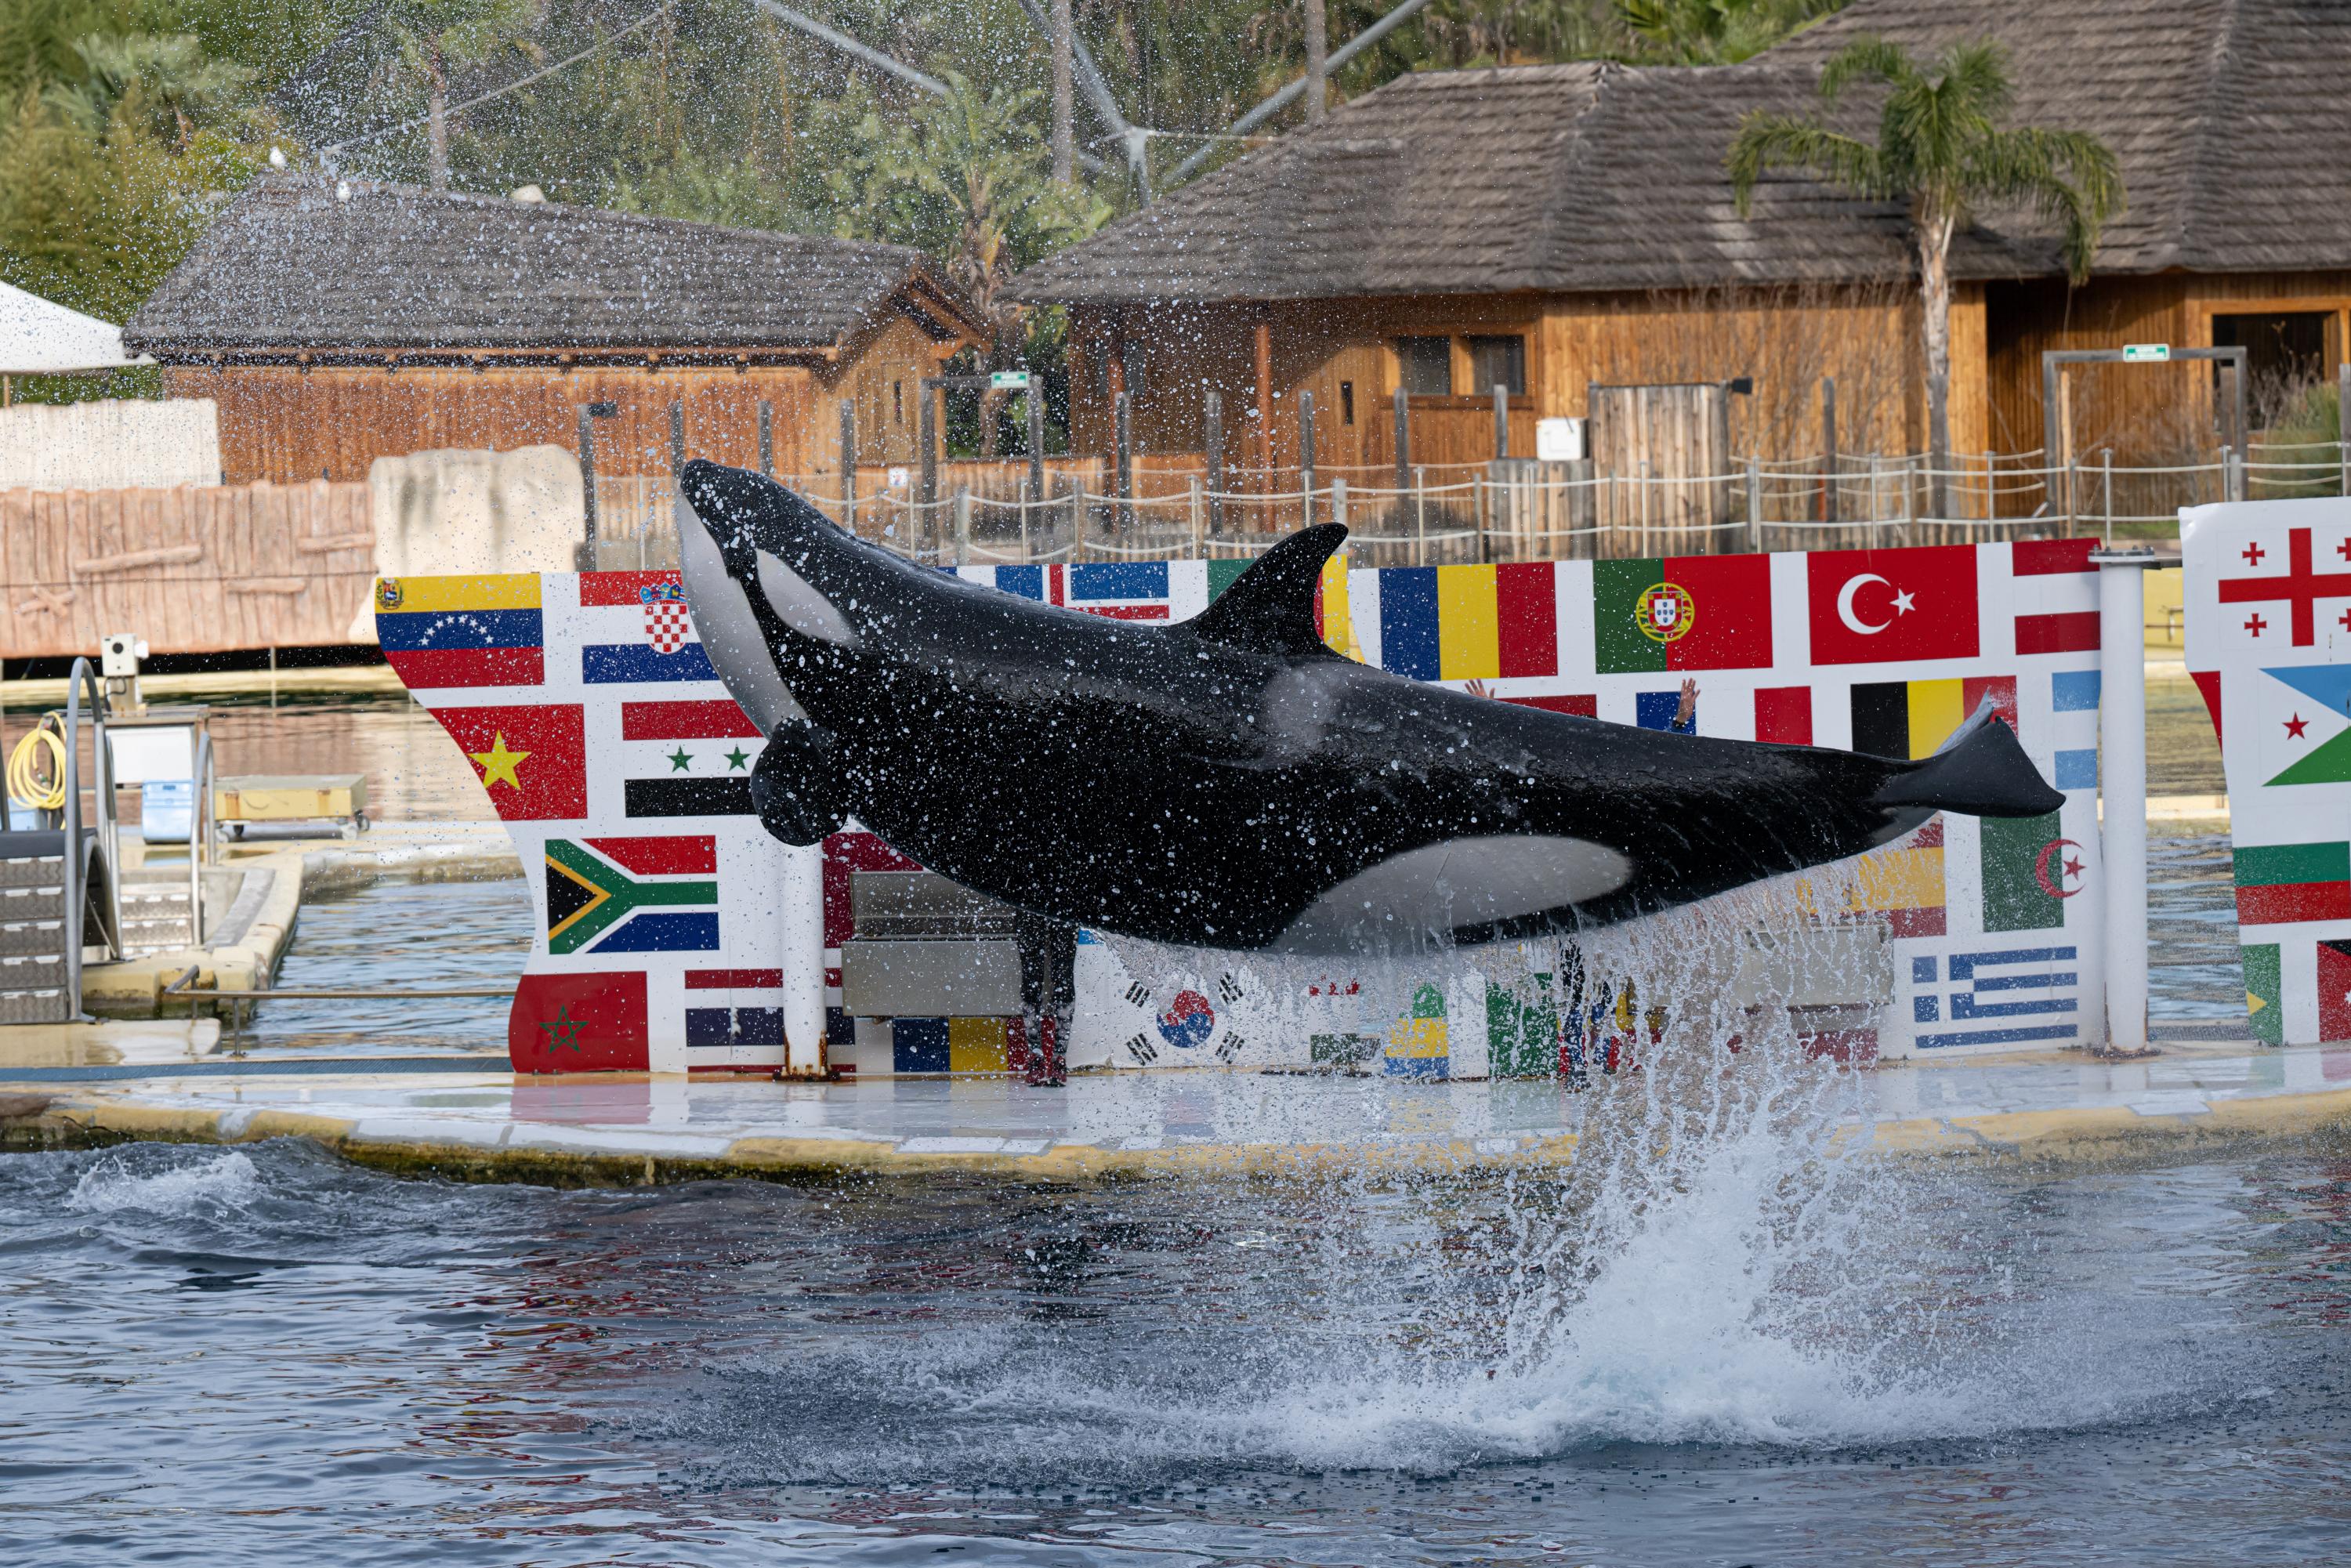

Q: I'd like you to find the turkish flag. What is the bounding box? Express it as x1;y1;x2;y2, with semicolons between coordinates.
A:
430;703;588;820
509;971;649;1072
1806;546;1980;665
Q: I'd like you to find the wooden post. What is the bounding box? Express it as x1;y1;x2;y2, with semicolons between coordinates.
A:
1299;389;1316;531
1393;390;1411;497
1745;455;1762;553
838;399;856;527
918;382;936;508
1020;477;1033;562
1332;475;1347;533
1050;0;1074;183
1067;473;1085;559
757;400;774;477
954;485;971;567
1820;376;1838;526
1114;390;1134;534
669;400;685;479
1204;389;1226;538
1868;453;1882;549
1494;383;1509;459
575;405;599;559
1027;385;1046;506
2339;362;2349;497
1254;320;1275;518
1415;465;1427;564
1304;0;1328;121
1189;476;1203;555
2103;447;2114;545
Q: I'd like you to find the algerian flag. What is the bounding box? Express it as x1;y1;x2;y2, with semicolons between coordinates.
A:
2259;665;2351;787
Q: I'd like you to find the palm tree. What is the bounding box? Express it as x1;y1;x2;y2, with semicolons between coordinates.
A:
379;0;545;191
1728;38;2122;516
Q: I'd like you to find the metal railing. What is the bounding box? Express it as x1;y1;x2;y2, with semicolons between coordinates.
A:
59;657;123;1016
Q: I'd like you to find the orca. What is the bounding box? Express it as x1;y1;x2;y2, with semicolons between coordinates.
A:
675;461;2064;955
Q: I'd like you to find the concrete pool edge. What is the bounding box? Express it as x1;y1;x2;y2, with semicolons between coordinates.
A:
5;1064;2350;1183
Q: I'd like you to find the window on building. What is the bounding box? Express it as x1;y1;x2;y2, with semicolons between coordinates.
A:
1468;335;1526;397
893;380;903;425
1340;380;1356;425
1396;335;1453;397
2212;311;2330;393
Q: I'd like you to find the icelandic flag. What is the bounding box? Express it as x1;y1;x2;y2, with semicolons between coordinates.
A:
1909;946;2081;1049
994;562;1172;620
578;570;720;683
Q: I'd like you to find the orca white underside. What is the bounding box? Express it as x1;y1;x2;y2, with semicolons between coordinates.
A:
675;496;803;733
1268;834;1633;954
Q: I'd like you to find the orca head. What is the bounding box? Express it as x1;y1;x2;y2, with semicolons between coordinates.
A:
676;460;875;734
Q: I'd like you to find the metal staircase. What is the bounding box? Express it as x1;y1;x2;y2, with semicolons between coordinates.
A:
0;661;123;1024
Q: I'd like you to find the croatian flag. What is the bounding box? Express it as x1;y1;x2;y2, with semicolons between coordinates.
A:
578;570;720;683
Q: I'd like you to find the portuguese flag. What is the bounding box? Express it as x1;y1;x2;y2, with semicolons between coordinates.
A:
2232;842;2351;925
1593;556;1773;675
1980;809;2067;932
2242;942;2282;1046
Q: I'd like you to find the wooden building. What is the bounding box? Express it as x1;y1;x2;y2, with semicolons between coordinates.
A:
125;175;981;486
1011;0;2351;495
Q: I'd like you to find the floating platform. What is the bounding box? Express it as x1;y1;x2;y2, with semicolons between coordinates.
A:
3;1037;2346;1182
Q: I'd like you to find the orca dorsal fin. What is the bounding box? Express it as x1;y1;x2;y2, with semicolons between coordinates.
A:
1187;523;1349;658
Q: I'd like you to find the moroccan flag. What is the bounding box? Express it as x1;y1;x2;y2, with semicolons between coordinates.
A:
430;703;587;820
1592;555;1773;675
544;836;720;954
509;970;649;1073
1806;545;1980;665
375;574;544;688
2233;842;2351;925
2243;942;2283;1046
1850;675;2018;759
1980;809;2069;932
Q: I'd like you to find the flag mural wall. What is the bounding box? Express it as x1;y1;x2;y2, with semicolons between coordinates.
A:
2182;498;2351;1046
384;536;2104;1075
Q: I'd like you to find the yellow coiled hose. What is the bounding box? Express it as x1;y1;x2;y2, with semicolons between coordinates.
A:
8;717;69;813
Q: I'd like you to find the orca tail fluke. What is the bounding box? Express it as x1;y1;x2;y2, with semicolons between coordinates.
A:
1871;708;2066;819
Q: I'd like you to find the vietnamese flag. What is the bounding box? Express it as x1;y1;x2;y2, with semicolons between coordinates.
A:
509;970;649;1072
430;703;588;820
1806;545;1980;665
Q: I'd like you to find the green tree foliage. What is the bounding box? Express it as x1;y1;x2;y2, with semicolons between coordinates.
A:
1728;37;2121;507
1619;0;1842;64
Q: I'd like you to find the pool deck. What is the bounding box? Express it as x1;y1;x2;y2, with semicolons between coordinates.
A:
2;1037;2346;1182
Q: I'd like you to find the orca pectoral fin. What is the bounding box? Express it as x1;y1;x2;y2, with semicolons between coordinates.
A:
1873;714;2065;819
749;722;846;846
1187;522;1349;658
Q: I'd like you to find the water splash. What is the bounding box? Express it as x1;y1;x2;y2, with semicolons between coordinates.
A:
65;1149;262;1218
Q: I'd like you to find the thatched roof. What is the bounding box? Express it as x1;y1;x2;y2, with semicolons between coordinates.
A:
1012;0;2346;306
126;175;980;358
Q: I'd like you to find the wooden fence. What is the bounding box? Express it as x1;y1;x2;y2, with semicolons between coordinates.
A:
0;482;375;659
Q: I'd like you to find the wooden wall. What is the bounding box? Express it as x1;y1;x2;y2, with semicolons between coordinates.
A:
1066;281;1983;478
165;317;958;487
0;482;374;657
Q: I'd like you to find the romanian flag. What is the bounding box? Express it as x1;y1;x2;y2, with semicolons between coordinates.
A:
2233;842;2351;925
375;575;543;688
1378;563;1559;681
1850;675;2018;759
544;835;721;954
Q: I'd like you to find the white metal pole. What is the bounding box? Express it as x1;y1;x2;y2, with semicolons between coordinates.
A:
781;841;827;1076
2092;548;2155;1056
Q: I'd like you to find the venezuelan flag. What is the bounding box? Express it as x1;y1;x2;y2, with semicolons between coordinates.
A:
1849;675;2016;759
1377;563;1559;681
376;574;544;688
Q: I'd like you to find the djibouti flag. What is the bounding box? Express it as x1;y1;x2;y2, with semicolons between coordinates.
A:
2257;665;2351;786
545;836;720;954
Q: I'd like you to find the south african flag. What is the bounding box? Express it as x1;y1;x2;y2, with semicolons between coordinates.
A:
545;835;720;954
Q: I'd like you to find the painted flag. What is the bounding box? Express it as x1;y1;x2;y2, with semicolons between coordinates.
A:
2243;942;2283;1045
1067;562;1170;619
620;702;762;818
1908;945;2081;1050
1806;545;1980;665
2252;665;2351;787
2233;842;2351;925
2212;523;2351;650
2319;940;2351;1043
1980;809;2076;932
1591;555;1772;675
430;703;586;820
1313;553;1363;662
1374;563;1563;681
2012;538;2101;655
544;835;720;954
1793;820;1945;937
1484;972;1561;1080
1755;686;1813;744
892;1017;951;1072
684;968;787;1052
375;575;544;687
1385;981;1448;1080
1502;693;1597;719
509;970;648;1072
1849;675;2018;759
579;568;720;683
